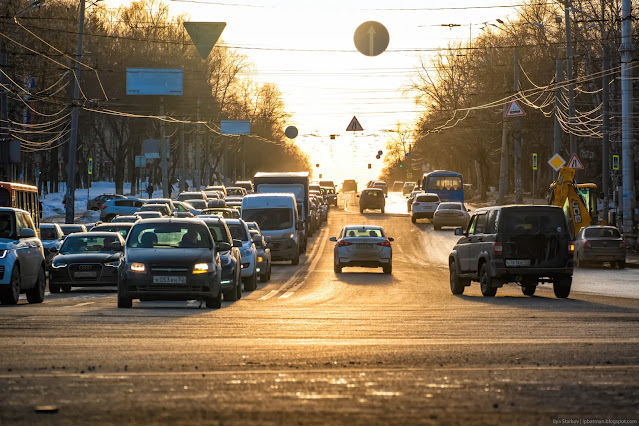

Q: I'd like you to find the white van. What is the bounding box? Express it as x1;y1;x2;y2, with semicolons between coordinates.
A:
241;194;301;265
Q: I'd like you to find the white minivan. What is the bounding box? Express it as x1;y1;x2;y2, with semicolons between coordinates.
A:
241;194;301;265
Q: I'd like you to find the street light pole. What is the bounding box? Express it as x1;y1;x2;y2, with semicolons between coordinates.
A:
565;1;577;157
620;0;635;237
513;46;523;204
64;0;85;224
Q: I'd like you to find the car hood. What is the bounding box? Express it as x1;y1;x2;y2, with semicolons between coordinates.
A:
54;252;121;264
41;240;62;249
125;247;213;266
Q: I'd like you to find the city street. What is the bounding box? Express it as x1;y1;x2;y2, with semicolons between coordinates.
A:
1;194;638;424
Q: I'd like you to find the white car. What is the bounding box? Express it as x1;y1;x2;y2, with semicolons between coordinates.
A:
330;225;393;274
432;202;470;230
406;189;422;212
0;208;46;305
225;219;258;291
411;193;441;223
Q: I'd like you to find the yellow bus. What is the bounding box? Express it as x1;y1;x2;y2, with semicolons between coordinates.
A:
0;182;41;229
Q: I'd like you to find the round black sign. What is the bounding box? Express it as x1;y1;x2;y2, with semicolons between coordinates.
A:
377;150;383;156
285;126;298;139
354;21;390;57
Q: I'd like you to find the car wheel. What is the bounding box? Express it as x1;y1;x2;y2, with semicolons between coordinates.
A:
574;253;581;268
617;260;626;269
117;278;132;308
1;265;21;305
553;277;572;298
224;281;238;302
206;291;222;309
61;285;72;293
434;224;441;231
522;284;536;296
411;216;416;224
49;281;61;293
26;265;46;304
236;275;242;299
360;207;364;214
381;207;385;214
244;270;257;291
260;267;269;282
292;251;300;265
382;263;392;274
449;260;467;295
334;262;342;274
479;264;497;297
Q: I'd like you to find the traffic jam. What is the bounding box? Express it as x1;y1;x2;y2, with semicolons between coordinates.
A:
1;163;631;307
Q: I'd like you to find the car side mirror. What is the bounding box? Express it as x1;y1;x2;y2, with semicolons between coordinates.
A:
49;246;58;253
110;242;123;252
217;242;232;252
264;236;271;243
20;228;36;238
232;239;243;248
454;227;464;236
329;237;337;242
252;234;262;243
388;237;394;242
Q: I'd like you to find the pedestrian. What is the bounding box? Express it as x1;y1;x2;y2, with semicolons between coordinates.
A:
146;183;154;199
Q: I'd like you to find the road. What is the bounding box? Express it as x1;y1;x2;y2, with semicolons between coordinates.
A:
1;193;638;424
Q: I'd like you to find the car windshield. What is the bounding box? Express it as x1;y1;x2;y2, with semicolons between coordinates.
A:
502;209;568;237
242;208;293;231
363;190;380;197
426;176;462;191
40;227;58;240
0;212;15;239
227;188;244;196
204;223;231;243
227;223;248;241
127;223;211;249
584;228;621;239
438;203;462;210
343;227;384;238
92;225;130;238
416;195;439;202
205;209;233;218
112;216;137;223
60;225;85;235
61;235;119;253
189;200;207;209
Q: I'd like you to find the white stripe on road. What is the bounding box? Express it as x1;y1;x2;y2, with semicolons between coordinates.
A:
66;302;94;308
278;228;330;300
258;290;280;301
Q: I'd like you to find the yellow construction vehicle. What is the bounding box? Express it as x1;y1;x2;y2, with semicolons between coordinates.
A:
548;167;599;237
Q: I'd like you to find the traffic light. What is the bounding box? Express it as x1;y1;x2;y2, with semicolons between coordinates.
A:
399;164;403;168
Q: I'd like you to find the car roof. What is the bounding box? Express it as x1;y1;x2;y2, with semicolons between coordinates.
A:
344;224;382;230
362;187;383;192
64;231;120;238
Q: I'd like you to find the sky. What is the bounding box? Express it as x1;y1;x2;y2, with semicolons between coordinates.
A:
105;0;521;184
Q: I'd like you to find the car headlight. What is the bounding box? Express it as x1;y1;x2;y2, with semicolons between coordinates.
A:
105;261;119;268
0;250;7;259
51;262;67;269
283;233;295;239
193;263;209;274
130;262;145;273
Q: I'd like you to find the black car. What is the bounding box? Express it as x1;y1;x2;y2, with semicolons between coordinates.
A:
49;232;125;293
199;217;243;302
358;188;386;214
59;224;88;236
449;206;574;298
118;219;222;308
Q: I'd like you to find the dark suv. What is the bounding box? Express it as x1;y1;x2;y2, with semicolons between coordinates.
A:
358;188;386;214
448;206;574;298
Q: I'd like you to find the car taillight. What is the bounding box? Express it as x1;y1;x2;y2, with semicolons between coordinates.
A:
569;242;575;253
457;212;464;217
582;240;590;248
100;205;107;209
620;240;627;249
493;242;503;255
338;241;352;247
377;240;391;247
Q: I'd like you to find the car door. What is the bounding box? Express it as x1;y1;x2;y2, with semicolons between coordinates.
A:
457;215;477;272
467;212;489;272
15;212;36;283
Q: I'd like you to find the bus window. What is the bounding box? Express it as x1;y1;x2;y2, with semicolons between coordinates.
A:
0;187;9;207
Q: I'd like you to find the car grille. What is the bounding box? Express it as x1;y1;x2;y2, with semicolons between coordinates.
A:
150;267;189;273
0;265;4;280
136;285;208;293
589;241;621;248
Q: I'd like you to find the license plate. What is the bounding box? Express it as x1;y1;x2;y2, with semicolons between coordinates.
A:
74;271;97;278
506;259;531;267
152;276;187;284
356;243;373;249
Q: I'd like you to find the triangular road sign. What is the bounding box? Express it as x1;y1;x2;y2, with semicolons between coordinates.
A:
183;22;226;59
346;116;364;131
505;100;526;118
566;153;585;170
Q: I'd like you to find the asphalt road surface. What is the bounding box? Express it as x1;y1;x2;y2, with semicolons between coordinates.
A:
1;193;638;425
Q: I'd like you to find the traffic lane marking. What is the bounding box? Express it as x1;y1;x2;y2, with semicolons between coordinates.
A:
65;302;95;308
278;229;330;300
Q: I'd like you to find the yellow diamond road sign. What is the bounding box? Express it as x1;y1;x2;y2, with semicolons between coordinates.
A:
548;153;566;171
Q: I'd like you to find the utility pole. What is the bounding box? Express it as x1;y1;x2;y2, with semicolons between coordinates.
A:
65;0;85;224
0;46;9;182
179;122;186;192
601;0;610;223
553;48;564;180
620;0;635;236
513;47;523;204
565;1;577;157
159;97;168;197
194;98;201;190
497;76;509;205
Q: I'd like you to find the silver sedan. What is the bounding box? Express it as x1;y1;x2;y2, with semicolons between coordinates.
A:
330;225;393;274
432;202;470;230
